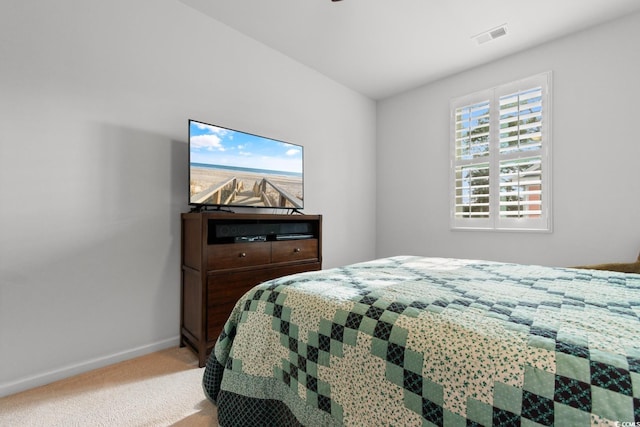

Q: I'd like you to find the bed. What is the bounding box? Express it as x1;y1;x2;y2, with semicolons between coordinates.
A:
203;256;640;426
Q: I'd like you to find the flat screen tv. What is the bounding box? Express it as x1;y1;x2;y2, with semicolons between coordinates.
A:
189;119;304;211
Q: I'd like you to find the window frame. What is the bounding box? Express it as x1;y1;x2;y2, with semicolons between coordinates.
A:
449;72;552;232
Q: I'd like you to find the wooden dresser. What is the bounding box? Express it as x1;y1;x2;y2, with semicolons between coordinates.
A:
180;212;322;366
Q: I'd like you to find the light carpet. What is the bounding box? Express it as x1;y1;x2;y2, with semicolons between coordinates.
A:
0;347;218;426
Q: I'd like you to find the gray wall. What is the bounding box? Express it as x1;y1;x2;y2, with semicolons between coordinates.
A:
377;12;640;267
0;0;376;396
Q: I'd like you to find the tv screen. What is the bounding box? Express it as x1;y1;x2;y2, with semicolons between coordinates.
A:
189;119;304;210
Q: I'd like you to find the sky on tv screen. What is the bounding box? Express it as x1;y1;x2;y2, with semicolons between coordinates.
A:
190;121;302;175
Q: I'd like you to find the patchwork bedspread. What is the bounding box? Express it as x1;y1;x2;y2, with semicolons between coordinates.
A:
203;256;640;426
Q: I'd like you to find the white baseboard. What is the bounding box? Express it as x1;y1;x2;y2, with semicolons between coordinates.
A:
0;336;181;398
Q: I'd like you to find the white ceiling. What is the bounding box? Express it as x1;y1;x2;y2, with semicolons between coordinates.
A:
179;0;640;100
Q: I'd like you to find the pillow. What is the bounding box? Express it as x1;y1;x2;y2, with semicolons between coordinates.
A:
572;251;640;273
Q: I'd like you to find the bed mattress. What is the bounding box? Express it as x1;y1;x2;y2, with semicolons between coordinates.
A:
203;256;640;426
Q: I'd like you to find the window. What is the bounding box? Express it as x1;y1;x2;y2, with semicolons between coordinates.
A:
450;72;552;231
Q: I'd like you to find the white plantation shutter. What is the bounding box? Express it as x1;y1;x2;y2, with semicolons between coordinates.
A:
453;100;491;221
454;162;490;218
499;87;543;154
450;72;552;231
455;101;490;160
499;156;542;218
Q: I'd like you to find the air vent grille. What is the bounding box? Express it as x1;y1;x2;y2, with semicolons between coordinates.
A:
472;24;508;45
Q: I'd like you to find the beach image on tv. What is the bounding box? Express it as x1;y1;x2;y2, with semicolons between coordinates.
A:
189;121;303;208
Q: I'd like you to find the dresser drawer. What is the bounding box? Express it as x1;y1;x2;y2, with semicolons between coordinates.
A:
205;263;321;341
207;268;282;340
272;239;318;263
206;242;271;270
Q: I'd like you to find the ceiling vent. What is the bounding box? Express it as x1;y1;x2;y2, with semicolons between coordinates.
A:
472;24;508;45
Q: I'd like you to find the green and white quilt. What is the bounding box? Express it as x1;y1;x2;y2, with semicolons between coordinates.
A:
203;256;640;426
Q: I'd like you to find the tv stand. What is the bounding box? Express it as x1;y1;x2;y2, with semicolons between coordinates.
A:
180;212;322;366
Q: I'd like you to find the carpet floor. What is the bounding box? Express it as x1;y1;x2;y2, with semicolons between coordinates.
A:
0;347;218;426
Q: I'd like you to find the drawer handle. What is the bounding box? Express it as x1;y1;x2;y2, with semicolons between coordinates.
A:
239;252;247;258
294;248;301;253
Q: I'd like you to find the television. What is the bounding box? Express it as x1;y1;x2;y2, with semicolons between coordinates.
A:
189;119;304;211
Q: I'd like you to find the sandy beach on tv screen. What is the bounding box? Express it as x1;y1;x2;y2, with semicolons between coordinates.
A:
190;166;303;206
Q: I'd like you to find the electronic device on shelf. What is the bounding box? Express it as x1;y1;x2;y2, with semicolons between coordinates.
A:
275;234;314;240
207;220;313;244
234;235;267;243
